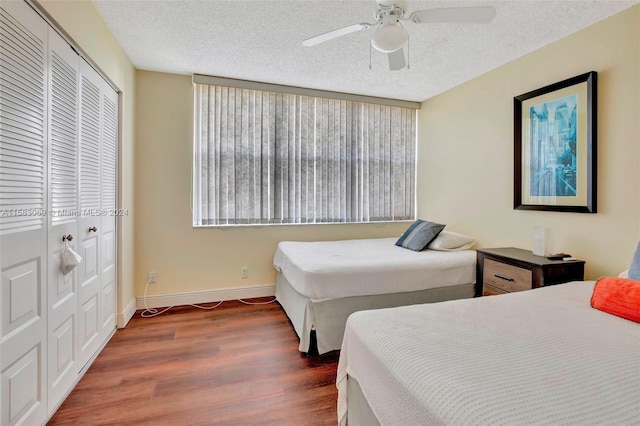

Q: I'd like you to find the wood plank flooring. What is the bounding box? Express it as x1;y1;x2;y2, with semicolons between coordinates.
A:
48;299;340;425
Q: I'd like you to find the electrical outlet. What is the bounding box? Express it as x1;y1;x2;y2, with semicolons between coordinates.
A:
148;271;157;283
241;266;249;279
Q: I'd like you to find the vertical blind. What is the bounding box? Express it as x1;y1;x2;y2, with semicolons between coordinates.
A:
193;83;417;226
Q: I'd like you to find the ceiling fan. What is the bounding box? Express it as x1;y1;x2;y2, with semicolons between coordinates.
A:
302;0;497;71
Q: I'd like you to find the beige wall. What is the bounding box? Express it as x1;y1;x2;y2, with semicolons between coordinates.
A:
37;0;137;323
134;70;409;296
135;6;639;295
418;5;640;279
41;0;637;300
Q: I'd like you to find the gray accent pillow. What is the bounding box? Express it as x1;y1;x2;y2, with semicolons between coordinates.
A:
395;220;446;252
629;241;640;280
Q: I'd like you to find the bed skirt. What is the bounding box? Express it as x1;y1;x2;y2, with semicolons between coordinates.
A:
275;272;475;354
346;375;380;426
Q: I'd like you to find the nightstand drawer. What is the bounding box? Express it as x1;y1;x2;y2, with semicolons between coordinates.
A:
475;248;585;297
483;259;532;292
483;283;508;296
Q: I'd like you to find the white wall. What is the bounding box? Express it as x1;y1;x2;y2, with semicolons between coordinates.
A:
417;5;639;278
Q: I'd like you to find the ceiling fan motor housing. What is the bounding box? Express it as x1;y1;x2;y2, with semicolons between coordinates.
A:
374;5;406;21
376;0;397;8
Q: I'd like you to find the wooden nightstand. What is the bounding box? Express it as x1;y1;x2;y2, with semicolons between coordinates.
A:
475;247;585;297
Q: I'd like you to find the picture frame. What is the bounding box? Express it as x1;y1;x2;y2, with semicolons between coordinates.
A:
514;71;597;213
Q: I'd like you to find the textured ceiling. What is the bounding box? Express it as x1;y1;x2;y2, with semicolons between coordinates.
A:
92;0;638;102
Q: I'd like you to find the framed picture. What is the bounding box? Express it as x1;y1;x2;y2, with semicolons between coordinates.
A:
514;71;597;213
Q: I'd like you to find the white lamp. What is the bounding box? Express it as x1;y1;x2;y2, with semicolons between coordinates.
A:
371;24;408;53
532;226;553;257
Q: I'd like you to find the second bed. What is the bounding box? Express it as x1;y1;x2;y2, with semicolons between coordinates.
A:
273;237;476;354
337;280;640;425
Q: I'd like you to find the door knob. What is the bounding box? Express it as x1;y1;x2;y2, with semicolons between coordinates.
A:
88;226;97;232
62;234;73;242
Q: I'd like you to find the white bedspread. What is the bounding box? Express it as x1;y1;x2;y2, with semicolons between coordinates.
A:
272;238;475;301
337;281;640;425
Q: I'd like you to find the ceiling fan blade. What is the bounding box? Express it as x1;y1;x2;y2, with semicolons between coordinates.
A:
302;23;373;47
388;48;406;71
410;6;496;24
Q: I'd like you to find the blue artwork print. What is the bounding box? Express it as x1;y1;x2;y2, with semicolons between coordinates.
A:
529;94;578;197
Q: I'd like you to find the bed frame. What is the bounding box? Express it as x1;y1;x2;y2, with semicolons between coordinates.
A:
275;272;475;354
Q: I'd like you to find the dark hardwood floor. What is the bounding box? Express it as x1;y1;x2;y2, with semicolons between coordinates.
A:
48;299;340;425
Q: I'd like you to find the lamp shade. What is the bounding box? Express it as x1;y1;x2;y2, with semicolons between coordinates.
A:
371;24;408;53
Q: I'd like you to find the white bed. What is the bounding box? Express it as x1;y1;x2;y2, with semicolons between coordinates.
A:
337;281;640;425
273;237;476;354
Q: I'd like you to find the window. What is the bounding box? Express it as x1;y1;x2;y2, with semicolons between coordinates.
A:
193;78;417;226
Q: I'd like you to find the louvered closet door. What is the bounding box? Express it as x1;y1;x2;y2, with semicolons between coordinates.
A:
0;2;49;425
46;27;80;412
99;85;117;340
77;60;102;369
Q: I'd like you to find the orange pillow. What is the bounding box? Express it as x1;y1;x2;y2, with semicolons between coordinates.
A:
591;277;640;323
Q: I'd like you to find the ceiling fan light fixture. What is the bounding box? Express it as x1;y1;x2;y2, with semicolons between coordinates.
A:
371;24;407;53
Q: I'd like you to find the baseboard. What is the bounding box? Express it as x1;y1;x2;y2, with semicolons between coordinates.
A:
117;298;136;328
135;284;276;310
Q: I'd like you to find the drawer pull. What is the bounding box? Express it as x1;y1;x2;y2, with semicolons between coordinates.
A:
494;273;514;282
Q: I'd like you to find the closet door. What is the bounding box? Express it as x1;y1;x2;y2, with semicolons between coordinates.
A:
99;85;117;339
46;27;80;411
0;2;49;425
77;60;102;369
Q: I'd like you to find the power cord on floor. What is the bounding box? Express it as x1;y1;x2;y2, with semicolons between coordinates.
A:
237;298;277;305
140;280;276;318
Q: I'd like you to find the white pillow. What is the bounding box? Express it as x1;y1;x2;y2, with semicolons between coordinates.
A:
618;269;629;278
427;230;475;251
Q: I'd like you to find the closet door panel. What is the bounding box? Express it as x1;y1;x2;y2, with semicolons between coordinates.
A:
77;60;102;368
0;2;48;425
99;85;117;338
46;27;80;412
